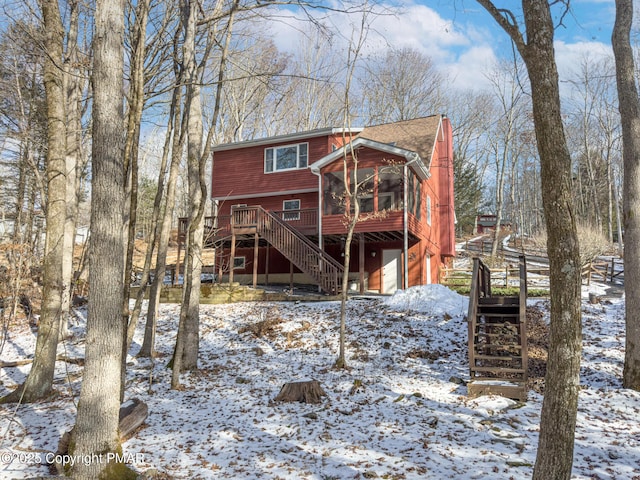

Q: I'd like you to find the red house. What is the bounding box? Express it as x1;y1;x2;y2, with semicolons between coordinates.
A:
184;115;455;294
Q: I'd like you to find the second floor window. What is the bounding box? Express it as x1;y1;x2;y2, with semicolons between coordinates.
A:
265;143;308;173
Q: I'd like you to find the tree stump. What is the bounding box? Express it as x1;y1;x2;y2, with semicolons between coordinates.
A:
273;380;327;404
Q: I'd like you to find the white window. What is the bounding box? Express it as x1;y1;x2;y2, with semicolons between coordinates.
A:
426;195;432;225
282;199;301;221
233;257;245;270
265;143;308;173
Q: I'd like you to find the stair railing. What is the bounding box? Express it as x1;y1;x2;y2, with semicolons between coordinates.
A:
232;206;344;294
467;257;491;374
518;255;528;383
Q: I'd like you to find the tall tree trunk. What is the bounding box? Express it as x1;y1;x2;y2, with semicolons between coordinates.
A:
70;0;131;477
612;0;640;390
1;0;67;404
172;0;204;384
476;2;582;479
172;0;231;387
522;5;582;479
120;0;151;397
61;0;82;341
139;84;184;357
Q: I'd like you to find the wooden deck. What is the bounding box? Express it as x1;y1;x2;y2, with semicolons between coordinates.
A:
178;206;342;294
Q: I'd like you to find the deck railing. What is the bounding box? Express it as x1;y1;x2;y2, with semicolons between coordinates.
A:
178;208;318;244
232;206;343;294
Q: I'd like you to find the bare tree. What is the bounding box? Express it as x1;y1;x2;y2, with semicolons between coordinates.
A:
565;55;616;233
61;0;89;341
612;0;640;390
275;26;343;133
126;0;183;358
334;5;371;369
484;58;529;257
120;0;152;399
0;21;46;332
446;90;493;235
69;0;130;476
139;82;185;358
360;47;446;125
1;0;67;405
475;2;582;479
220;34;288;142
172;0;237;388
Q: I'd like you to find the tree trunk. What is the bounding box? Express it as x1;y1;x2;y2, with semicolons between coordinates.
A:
61;0;83;342
171;0;232;386
1;0;67;405
172;0;204;385
476;2;582;479
70;0;130;477
612;0;640;390
522;7;582;480
139;86;184;358
121;0;151;391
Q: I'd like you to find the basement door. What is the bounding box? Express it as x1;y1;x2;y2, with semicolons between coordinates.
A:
382;249;402;294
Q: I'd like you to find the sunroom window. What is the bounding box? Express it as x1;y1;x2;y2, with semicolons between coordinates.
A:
265;143;308;173
350;168;375;213
378;170;403;211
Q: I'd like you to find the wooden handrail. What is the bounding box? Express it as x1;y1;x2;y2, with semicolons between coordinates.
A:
232;206;343;294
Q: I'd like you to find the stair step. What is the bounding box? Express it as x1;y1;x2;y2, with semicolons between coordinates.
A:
472;354;522;361
477;311;519;317
478;310;519;317
474;332;521;340
470;376;526;383
470;365;526;374
468;381;527;401
475;345;523;352
475;321;520;328
479;296;519;304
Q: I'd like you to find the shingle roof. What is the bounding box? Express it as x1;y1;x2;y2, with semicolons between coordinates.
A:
356;115;443;163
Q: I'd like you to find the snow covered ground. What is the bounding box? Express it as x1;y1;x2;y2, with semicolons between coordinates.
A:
1;283;639;479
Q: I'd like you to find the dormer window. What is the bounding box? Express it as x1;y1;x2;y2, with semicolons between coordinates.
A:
264;143;308;173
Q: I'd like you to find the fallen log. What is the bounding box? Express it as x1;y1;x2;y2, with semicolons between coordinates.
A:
119;398;149;439
0;359;33;368
54;398;148;474
1;356;85;369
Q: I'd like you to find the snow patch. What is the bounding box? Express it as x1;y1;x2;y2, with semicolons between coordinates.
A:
384;284;469;316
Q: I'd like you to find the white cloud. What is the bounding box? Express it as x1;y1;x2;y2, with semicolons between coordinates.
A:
264;2;614;95
443;45;499;91
554;39;613;81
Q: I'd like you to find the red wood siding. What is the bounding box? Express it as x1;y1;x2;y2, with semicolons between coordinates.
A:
435;117;455;256
212;138;319;199
207;118;455;290
216;192;319;216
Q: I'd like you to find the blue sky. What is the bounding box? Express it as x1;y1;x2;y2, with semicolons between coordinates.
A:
273;0;616;91
373;0;615;89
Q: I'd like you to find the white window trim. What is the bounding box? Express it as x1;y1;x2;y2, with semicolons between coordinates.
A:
426;195;432;225
264;142;309;173
378;192;395;210
282;199;301;221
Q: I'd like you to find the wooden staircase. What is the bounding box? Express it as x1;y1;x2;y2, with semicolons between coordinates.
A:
467;256;528;401
231;206;344;294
